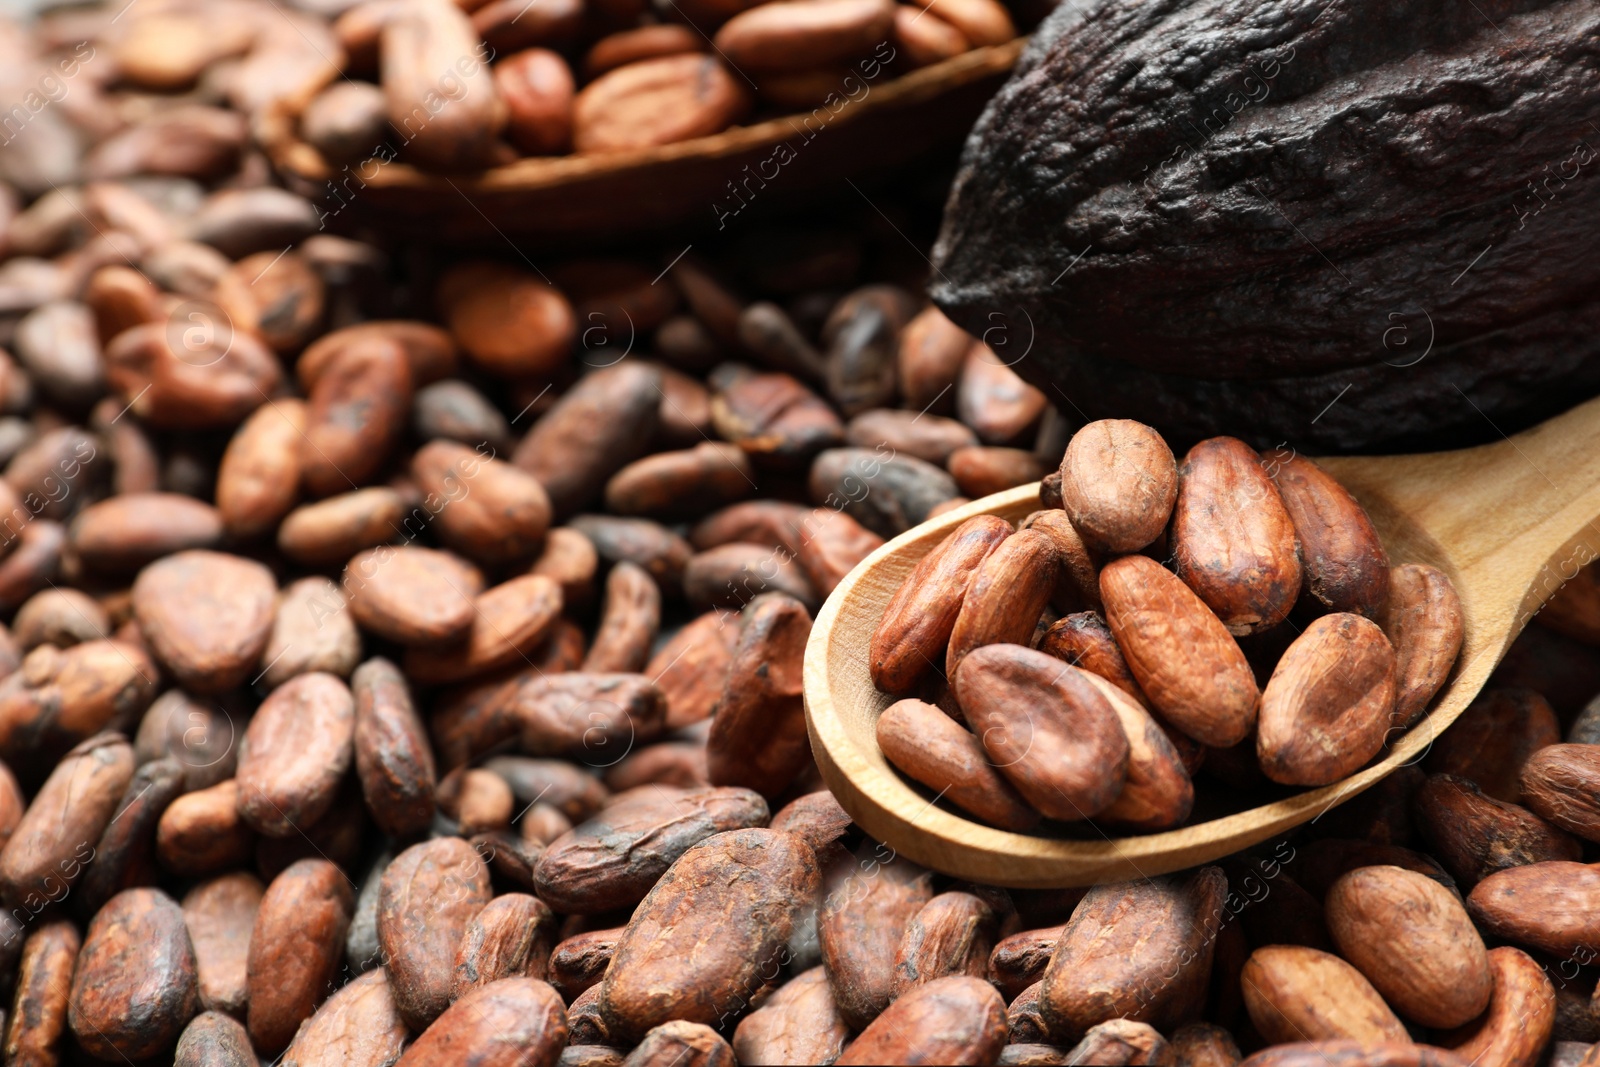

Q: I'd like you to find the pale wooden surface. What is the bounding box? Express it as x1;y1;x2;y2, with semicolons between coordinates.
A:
803;394;1600;887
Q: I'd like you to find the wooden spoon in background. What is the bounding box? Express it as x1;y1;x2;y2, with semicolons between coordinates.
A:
803;394;1600;887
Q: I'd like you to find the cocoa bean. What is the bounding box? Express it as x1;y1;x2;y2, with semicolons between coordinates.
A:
549;926;623;1001
513;672;666;762
1240;945;1407;1044
808;446;959;537
1438;946;1555;1067
405;575;563;684
413;380;514;456
533;526;601;611
497;49;576;156
395;977;568;1067
353;657;437;839
1467;861;1600;958
1063;1019;1175;1066
413;439;552;565
957;344;1046;444
378;837;492;1031
1414;773;1582;885
0;732;132;906
1058;419;1175;553
1270;453;1390;618
644;610;737;729
991;925;1064;1002
300;337;412;497
1382;563;1465;727
1520;743;1600;842
890;890;997;996
157;779;254;876
380;0;503;169
452;893;558;999
946;527;1058;678
236;673;355;837
706;593;813;799
298;322;458;392
713;370;844;467
278;487;407;567
897;306;970;414
247;859;354;1055
836;975;1007;1065
1425;688;1560;803
182;872;263;1017
5;921;79;1066
573;55;750;153
583;562;659;673
69;492;224;573
1079;671;1195;831
604;442;754;521
68;887;198;1060
174;1011;255;1067
261;577;362;689
876;697;1038;831
731;965;850;1065
12;588;109;650
514;364;663;518
104;321;281;430
343;545;482;645
818;840;934;1029
76;755;185;916
132;550;276;693
281;967;409;1067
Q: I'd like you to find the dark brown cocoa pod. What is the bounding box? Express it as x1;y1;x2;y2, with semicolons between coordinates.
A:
954;647;1129;821
604;443;754;521
644;610;737;730
352;657;436;840
513;673;666;763
301;337;413;498
808;447;959;537
158;779;255;877
247;859;354;1055
1425;688;1560;803
68;887;198;1060
570;514;693;594
1041;867;1227;1035
182;872;263;1017
379;837;493;1031
818;840;936;1029
281;967;409;1067
535;787;768;913
870;514;1011;695
582;562;660;674
1414;773;1582;885
599;829;820;1044
624;1020;734;1067
12;588;110;650
836;974;1007;1065
731;965;851;1066
76;755;186;917
394;977;568;1067
68;493;224;573
174;1010;255;1067
0;638;158;764
104;321;282;430
706;594;813;800
343;545;482;645
236;672;355;837
712;369;844;467
132;550;276;694
261;577;362;689
515;364;663;518
1270;453;1390;619
404;575;564;685
548;927;623;1001
278;487;407;567
876;698;1038;831
0;732;132;906
956;344;1047;445
945;527;1059;678
890;891;998;997
1172;437;1302;636
413;440;552;566
451;893;557;1001
6;921;79;1066
992;925;1066;1002
682;543;817;611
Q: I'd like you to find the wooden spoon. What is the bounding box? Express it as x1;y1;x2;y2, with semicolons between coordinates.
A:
804;394;1600;887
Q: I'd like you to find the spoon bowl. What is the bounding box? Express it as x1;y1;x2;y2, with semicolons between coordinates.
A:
803;394;1600;887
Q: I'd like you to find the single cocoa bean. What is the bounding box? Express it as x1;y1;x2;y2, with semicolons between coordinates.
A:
706;593;813;799
247;858;354;1055
836;974;1006;1065
68;887;198;1060
236;672;355;837
132;550;276;693
378;837;493;1031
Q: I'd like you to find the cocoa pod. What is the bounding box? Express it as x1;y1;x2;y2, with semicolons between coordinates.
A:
1059;419;1176;553
583;562;659;673
182;872;263;1017
1258;613;1397;786
1327;864;1492;1027
1414;773;1582;885
132;550;276;693
1062;1019;1175;1066
808;447;958;537
876;697;1038;831
870;513;1010;694
281;967;409;1067
175;1011;255;1067
412;440;552;565
513;672;666;761
353;657;437;839
1240;945;1407;1044
300;337;413;497
381;0;504;169
706;593;812;798
236;673;356;837
452;893;558;998
1040;867;1226;1034
836;975;1007;1066
890;891;998;996
1467;861;1600;958
68;887;198;1060
645;609;737;729
378;837;493;1031
1438;946;1554;1067
548;926;623;1001
818;841;935;1029
343;545;482;645
956;344;1046;445
247;859;354;1055
953;646;1129;821
846;408;977;465
1521;744;1600;842
1382;563;1464;727
1426;688;1560;803
945;527;1058;678
992;925;1065;1002
68;493;224;573
598;828;819;1044
514;364;663;518
535;786;768;913
404;575;563;684
279;487;407;566
6;921;80;1066
1100;553;1260;748
1172;437;1302;635
1270;453;1389;618
261;577;362;689
395;977;567;1067
573;54;750;153
0;732;132;906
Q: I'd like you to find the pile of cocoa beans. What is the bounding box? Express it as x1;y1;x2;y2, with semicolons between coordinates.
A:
870;418;1466;833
